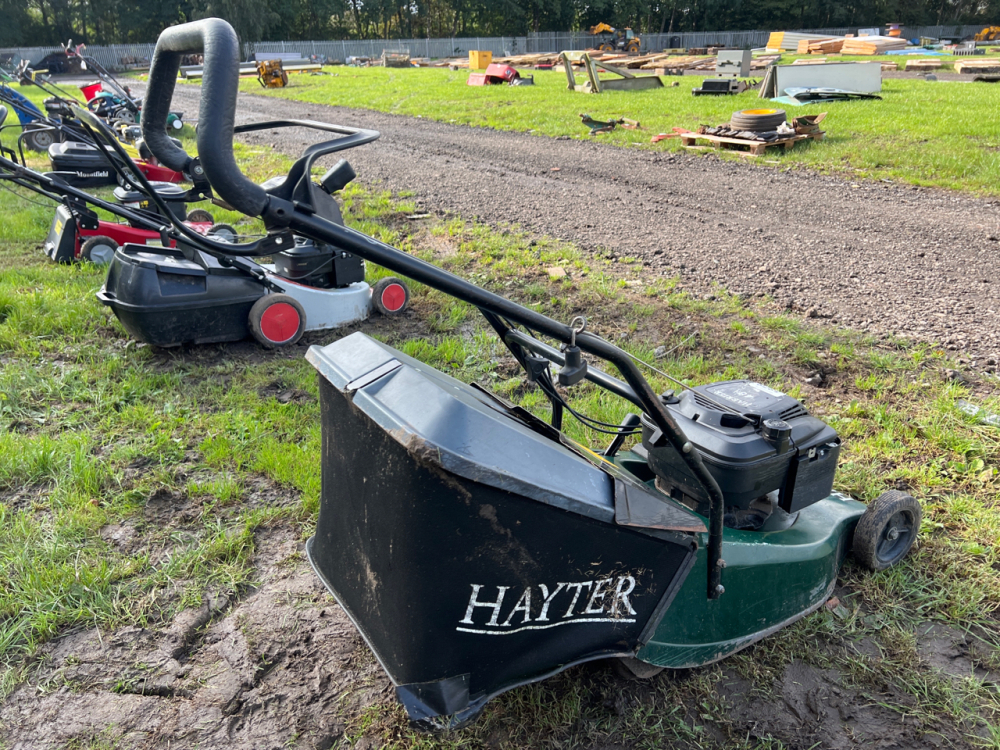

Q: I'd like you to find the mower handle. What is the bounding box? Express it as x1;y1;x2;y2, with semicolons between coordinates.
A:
143;18;728;600
142;19;263;213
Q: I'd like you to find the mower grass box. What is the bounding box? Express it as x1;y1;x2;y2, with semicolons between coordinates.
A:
305;334;868;727
98;244;266;346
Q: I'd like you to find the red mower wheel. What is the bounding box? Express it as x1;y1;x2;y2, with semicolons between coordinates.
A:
80;235;118;265
249;293;306;348
372;277;409;316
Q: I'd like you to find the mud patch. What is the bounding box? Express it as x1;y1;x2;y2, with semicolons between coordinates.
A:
0;526;387;749
0;483;50;513
916;621;1000;683
717;660;949;749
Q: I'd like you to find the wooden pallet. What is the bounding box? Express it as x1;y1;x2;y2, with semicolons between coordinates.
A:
681;131;824;157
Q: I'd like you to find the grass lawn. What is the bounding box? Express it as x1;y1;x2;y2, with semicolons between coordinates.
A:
235;61;1000;196
0;78;999;747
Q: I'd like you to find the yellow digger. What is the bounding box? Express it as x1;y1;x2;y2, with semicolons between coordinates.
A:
256;59;289;88
974;26;1000;42
589;23;642;55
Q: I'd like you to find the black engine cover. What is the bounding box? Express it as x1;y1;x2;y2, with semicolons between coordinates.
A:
273;237;364;289
641;380;840;514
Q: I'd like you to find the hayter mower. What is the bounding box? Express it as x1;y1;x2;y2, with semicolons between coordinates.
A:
137;18;923;728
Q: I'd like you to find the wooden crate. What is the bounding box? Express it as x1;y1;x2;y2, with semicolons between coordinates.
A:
680;131;824;157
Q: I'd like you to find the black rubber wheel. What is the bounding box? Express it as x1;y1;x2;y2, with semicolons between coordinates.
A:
23;124;56;152
626;41;641;55
79;235;118;265
248;294;306;348
853;490;922;571
599;43;615;52
207;223;237;242
730;108;787;132
612;657;665;681
186;208;214;223
372;277;409;316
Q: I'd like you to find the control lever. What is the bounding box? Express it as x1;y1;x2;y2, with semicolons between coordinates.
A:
320;159;356;194
558;316;589;387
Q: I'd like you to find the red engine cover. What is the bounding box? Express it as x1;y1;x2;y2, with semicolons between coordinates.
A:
467;64;521;86
135;161;184;183
484;63;519;81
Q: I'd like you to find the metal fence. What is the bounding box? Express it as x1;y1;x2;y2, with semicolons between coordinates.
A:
1;24;990;71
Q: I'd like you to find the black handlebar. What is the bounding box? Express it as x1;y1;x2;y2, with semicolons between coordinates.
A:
143;18;268;216
140;18;728;600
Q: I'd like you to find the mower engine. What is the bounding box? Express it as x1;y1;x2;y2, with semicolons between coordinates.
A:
640;380;840;526
272;237;364;289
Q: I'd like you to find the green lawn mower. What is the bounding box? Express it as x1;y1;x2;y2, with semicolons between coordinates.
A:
139;18;923;730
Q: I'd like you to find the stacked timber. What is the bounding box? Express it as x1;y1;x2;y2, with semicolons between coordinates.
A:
904;58;942;70
840;36;908;54
766;31;839;52
955;58;1000;73
805;39;845;54
797;38;836;53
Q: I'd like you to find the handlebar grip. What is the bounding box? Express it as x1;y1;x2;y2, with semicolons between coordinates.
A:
142;18;268;217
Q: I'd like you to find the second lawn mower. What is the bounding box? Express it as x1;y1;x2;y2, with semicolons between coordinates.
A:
37;105;411;345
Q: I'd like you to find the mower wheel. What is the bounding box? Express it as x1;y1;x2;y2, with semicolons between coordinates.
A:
186;209;214;223
207;223;237;243
730;108;787;132
249;293;307;348
80;235;118;265
853;490;922;572
23;124;56;152
612;657;665;681
372;277;410;316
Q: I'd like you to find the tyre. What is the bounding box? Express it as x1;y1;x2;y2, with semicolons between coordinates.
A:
612;657;665;681
372;277;409;316
626;41;640;55
248;293;306;348
730;108;787;132
853;490;922;571
207;223;237;242
599;43;615;52
80;235;118;265
23;124;56;152
186;208;214;224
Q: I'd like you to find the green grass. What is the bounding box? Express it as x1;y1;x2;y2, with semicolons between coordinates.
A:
1;86;1000;746
233;63;1000;195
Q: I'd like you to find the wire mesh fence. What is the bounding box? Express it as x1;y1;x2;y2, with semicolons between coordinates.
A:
1;25;989;72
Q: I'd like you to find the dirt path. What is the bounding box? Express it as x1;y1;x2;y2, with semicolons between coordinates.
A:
159;83;1000;366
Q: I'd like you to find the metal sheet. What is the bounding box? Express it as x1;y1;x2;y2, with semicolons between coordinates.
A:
775;62;882;94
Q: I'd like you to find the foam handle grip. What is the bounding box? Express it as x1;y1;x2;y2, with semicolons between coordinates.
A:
141;18;268;217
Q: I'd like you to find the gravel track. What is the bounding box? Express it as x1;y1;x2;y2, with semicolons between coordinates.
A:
163;83;1000;366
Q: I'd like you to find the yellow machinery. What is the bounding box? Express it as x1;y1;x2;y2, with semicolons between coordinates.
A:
974;26;1000;42
588;23;641;55
256;59;289;88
